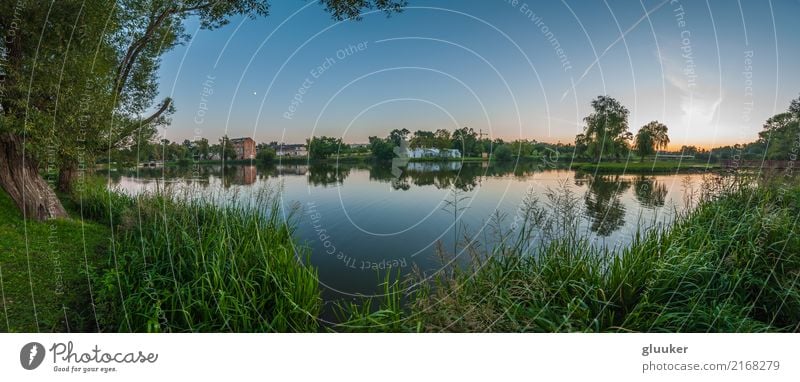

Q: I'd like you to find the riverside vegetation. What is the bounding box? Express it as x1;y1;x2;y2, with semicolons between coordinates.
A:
336;173;800;332
2;171;798;333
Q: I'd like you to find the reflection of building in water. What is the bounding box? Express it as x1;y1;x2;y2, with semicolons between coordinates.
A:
234;165;257;185
406;161;462;172
275;164;308;175
230;137;256;160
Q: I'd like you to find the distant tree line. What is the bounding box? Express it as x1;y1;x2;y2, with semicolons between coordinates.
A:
366;128;575;162
573;94;800;163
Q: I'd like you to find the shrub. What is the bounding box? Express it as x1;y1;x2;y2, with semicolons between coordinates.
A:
493;144;513;162
257;147;276;164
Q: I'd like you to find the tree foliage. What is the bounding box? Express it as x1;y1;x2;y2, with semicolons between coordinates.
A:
369;136;395;161
759;95;800;159
493;144;513;162
581;96;631;162
634;121;669;161
307;136;344;160
257;146;276;164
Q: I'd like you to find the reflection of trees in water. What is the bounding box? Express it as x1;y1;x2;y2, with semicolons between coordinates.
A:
633;175;667;208
575;174;631;236
307;163;350;187
123;165;264;188
125;161;550;191
368;161;543;192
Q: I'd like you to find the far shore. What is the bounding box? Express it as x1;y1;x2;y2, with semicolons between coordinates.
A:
99;156;726;174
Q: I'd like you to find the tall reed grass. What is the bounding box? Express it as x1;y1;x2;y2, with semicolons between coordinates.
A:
78;181;321;332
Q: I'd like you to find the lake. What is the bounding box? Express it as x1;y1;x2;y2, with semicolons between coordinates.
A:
109;161;708;314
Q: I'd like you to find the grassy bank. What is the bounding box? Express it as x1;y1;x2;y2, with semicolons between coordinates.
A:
5;172;798;333
570;160;718;173
76;182;321;332
1;180;322;333
0;190;109;332
338;175;800;332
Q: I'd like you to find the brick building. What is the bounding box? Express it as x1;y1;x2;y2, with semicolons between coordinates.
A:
230;137;256;160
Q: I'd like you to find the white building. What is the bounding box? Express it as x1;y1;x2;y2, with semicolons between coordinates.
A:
406;147;461;159
274;144;308;157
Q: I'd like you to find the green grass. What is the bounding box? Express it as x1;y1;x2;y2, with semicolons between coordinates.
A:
337;175;800;332
570;160;717;173
0;189;109;332
76;181;321;332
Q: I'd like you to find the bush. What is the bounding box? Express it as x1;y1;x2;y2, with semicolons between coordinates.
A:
257;147;276;165
493;144;513;162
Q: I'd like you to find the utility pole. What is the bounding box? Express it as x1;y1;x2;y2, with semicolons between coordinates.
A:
478;129;488;160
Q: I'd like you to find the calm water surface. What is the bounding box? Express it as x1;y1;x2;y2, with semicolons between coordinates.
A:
110;161;708;307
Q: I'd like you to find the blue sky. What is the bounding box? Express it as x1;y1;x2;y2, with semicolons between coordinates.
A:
156;0;800;148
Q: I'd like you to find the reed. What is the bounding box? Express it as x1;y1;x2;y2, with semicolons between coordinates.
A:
79;182;321;332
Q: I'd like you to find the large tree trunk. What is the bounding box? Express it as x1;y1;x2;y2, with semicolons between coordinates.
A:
0;133;68;220
58;160;78;194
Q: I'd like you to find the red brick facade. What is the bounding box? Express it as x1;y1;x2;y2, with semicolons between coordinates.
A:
230;137;256;160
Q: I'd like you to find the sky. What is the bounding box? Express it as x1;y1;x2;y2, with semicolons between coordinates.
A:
155;0;800;149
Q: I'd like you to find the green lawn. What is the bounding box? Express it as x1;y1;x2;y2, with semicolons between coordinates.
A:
0;190;109;332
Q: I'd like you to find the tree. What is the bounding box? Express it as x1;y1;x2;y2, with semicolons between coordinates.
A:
510;139;534;158
493;145;513;162
194;138;210;160
680;145;699;156
256;147;276;165
219;136;237;160
574;134;590;160
613;131;633;161
433;129;451;151
0;0;406;220
409;130;435;149
633;121;669;162
307;136;343;160
0;2;120;218
634;128;654;162
645;121;670;151
369;136;395;161
581;96;630;163
388;128;410;146
452;127;479;157
758;95;800;159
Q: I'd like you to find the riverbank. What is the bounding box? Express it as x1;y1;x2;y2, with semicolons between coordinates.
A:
3;173;797;333
115;156;722;176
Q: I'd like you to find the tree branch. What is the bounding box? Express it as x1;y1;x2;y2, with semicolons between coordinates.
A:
140;97;172;126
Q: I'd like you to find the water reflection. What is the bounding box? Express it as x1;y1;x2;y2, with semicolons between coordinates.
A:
307;163;350;187
634;175;668;208
112;162;684;240
574;174;631;236
110;162;706;298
